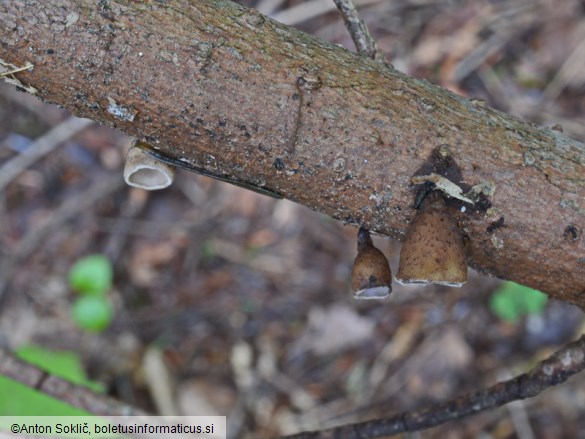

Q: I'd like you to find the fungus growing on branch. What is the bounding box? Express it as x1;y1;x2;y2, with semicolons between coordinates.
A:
123;140;176;190
351;228;392;299
396;191;467;287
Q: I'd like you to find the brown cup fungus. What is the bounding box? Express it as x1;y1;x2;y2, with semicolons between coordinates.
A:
351;228;392;299
396;191;467;287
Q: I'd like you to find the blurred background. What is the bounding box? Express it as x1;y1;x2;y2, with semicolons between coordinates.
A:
1;0;585;437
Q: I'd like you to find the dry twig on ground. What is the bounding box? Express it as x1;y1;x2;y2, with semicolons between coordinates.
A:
0;349;146;416
279;334;585;438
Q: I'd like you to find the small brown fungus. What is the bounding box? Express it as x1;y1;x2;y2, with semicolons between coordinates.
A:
351;228;392;299
396;191;467;287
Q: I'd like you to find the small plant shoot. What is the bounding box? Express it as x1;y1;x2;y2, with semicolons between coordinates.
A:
71;296;113;332
68;254;113;296
490;281;548;322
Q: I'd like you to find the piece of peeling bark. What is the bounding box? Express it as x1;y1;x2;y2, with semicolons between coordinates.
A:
0;1;584;306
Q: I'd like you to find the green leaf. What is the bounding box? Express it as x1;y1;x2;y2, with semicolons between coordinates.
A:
71;296;114;332
0;377;91;416
15;345;104;393
68;254;113;295
0;345;105;416
489;281;548;322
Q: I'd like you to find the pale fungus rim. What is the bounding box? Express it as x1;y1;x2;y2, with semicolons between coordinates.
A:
123;141;176;190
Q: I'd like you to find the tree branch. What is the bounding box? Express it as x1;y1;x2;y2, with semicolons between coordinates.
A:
0;1;584;304
278;334;585;438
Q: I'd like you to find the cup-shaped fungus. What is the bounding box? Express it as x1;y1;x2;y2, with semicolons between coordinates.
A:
351;228;392;299
396;191;467;287
124;140;176;190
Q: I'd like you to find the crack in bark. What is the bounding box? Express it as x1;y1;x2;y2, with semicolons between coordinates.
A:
288;78;304;155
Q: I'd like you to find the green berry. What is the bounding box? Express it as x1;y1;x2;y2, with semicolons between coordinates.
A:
68;255;113;296
71;296;113;332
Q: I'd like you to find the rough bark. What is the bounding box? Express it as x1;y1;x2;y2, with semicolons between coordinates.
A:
1;0;584;305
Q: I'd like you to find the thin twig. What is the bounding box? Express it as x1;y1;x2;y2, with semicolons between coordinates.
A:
0;115;94;193
0;64;33;77
331;0;387;64
273;0;379;27
0;60;37;93
278;334;585;438
0;348;147;416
